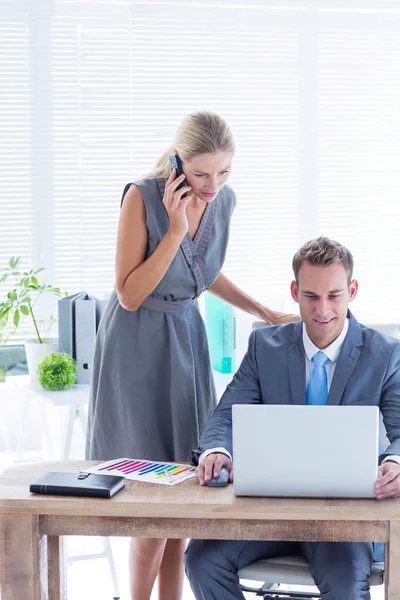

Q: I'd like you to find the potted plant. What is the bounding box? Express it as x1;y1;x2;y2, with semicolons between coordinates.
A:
0;256;66;380
37;352;78;391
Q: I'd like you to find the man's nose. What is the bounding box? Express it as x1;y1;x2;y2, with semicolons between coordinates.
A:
316;299;330;317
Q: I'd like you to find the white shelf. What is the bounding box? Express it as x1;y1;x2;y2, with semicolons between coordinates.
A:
6;375;89;461
8;375;89;406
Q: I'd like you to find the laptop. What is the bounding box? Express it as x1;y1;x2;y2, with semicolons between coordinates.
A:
232;405;379;498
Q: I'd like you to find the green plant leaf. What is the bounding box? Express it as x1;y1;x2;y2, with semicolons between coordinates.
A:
1;257;63;343
0;306;11;320
8;256;21;270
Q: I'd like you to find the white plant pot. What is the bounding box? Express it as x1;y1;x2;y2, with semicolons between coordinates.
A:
24;339;59;381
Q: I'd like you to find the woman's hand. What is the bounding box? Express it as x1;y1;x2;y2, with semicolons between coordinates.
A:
268;311;301;325
163;169;192;239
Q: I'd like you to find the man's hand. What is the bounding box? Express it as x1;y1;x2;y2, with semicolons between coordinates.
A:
197;452;233;486
374;462;400;499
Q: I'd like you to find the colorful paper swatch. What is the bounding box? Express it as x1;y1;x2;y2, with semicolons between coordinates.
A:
83;458;197;485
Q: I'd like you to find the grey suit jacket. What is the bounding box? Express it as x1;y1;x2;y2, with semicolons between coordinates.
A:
193;311;400;464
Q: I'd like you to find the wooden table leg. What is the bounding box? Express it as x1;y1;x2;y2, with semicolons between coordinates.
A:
386;520;400;600
0;514;42;600
47;536;66;600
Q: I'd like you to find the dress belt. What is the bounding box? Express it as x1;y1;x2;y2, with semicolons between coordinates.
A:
140;296;197;313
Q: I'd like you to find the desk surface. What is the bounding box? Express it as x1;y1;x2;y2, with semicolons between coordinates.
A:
1;460;399;523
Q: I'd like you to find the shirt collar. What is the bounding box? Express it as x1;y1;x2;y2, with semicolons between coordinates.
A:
302;318;349;364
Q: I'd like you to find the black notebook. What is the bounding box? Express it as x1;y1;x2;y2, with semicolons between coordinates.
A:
29;472;125;498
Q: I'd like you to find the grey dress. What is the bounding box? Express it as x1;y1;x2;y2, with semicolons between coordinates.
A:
85;178;235;462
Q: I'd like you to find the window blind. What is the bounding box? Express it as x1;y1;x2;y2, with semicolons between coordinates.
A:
0;0;399;343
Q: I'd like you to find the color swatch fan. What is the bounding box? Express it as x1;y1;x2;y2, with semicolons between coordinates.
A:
84;458;196;485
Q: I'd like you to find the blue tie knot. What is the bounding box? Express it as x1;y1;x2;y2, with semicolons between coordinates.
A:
313;351;329;368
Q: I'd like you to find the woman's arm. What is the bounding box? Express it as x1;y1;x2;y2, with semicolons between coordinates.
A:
115;173;191;311
208;272;299;325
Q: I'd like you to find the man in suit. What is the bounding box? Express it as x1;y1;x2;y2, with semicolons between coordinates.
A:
185;236;400;600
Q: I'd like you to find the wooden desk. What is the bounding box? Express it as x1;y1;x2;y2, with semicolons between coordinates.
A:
1;461;400;600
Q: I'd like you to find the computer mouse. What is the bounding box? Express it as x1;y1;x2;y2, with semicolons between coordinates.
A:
205;467;230;487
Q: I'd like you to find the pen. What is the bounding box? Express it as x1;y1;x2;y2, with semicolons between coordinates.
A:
163;468;173;484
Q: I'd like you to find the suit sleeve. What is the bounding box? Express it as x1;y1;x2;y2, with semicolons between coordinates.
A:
380;342;400;462
192;329;262;465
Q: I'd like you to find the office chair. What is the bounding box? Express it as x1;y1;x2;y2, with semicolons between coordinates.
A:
236;321;400;598
238;556;384;599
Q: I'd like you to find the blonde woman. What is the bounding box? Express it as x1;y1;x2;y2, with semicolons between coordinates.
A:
86;111;298;600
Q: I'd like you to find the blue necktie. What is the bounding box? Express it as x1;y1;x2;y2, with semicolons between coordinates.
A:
306;351;329;405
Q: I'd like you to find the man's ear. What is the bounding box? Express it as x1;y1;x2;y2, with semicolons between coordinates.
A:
348;279;358;303
290;280;299;303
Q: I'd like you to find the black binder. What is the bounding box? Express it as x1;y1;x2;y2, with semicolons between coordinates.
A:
29;472;125;498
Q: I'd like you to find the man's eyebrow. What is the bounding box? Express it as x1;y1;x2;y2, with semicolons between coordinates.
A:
302;288;344;294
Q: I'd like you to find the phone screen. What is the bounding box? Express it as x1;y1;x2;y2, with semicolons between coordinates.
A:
168;154;187;199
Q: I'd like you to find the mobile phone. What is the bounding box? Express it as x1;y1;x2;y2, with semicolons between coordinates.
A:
168;154;187;199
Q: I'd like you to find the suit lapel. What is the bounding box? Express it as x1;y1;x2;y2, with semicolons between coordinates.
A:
288;322;307;405
327;312;363;406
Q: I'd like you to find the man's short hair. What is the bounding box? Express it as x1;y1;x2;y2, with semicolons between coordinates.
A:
292;236;354;284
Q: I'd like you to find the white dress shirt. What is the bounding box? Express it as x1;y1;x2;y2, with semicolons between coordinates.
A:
200;319;400;466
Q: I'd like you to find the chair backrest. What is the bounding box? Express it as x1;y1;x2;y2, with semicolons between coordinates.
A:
367;323;400;339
